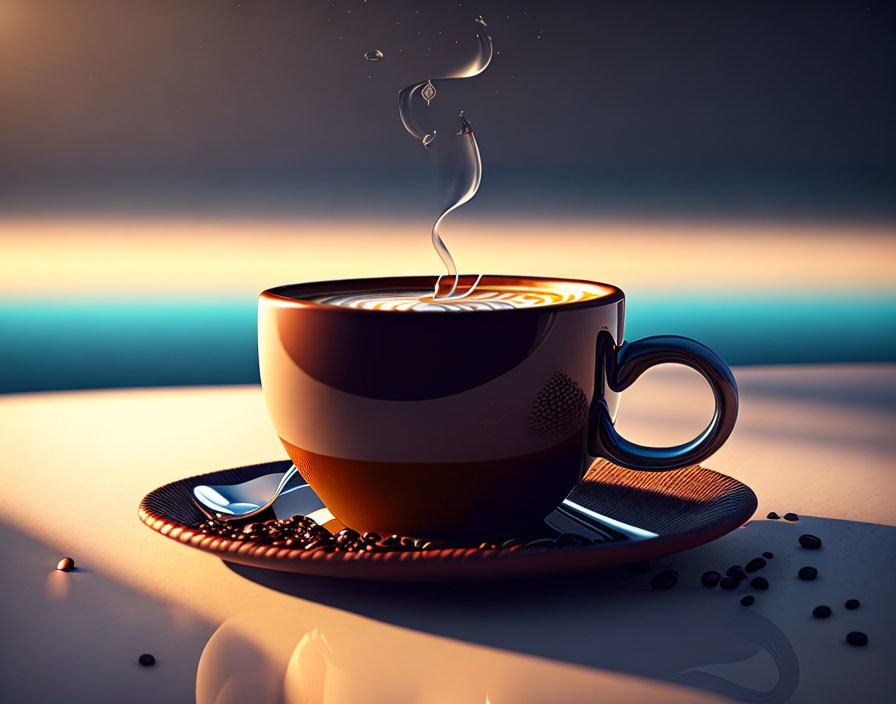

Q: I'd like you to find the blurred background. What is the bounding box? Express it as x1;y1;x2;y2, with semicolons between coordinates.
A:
1;0;894;393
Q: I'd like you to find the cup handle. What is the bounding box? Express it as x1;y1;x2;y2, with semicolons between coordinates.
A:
589;333;739;470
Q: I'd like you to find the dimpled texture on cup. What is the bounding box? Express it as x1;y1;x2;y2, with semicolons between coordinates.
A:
528;372;590;439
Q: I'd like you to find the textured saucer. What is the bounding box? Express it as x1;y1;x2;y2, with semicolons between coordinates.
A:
138;459;756;581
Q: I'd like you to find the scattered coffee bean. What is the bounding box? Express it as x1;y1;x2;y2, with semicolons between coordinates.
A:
783;512;799;522
798;566;818;581
726;565;747;581
720;577;739;590
56;557;75;572
138;653;156;667
740;595;755;606
846;631;868;646
751;577;769;590
649;569;678;590
746;557;767;572
701;570;722;588
845;599;860;610
799;534;822;549
813;605;832;619
361;531;381;544
767;512;780;520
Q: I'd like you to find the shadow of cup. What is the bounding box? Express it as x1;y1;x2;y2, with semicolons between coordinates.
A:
199;576;798;704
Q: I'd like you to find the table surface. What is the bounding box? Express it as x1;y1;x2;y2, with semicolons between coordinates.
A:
1;364;894;704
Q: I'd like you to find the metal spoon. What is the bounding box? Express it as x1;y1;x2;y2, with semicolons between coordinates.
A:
193;465;331;522
193;465;656;543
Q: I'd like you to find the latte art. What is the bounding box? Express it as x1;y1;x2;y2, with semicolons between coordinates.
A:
309;283;605;312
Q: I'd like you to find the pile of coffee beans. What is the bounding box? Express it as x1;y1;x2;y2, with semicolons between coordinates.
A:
196;515;432;553
194;514;599;553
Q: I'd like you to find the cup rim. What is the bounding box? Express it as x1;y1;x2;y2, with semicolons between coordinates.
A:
259;274;624;315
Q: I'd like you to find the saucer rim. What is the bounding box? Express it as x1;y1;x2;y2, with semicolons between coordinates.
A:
138;459;757;581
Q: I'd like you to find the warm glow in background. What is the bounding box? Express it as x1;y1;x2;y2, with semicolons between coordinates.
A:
1;0;894;392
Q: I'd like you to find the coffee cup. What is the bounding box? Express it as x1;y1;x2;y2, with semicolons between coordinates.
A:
258;275;738;539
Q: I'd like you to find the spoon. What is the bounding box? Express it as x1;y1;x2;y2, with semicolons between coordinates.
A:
193;465;329;522
193;464;656;542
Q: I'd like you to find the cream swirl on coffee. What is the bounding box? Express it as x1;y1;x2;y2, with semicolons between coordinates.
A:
309;282;604;312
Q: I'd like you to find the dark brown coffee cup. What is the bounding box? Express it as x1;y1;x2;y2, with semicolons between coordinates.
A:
258;275;738;539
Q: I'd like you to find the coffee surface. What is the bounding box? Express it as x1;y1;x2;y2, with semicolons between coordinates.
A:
306;282;606;312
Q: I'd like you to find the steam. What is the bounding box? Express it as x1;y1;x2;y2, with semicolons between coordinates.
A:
397;17;493;300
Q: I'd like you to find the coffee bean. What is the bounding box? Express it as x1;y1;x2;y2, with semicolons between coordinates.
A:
138;653;156;667
649;569;678;590
813;605;832;618
701;570;722;588
783;512;799;522
799;534;822;549
720;577;739;590
381;534;401;547
726;565;747;581
798;566;818;580
304;539;328;550
846;631;868;646
478;541;497;550
767;512;780;520
500;538;522;549
56;557;75;572
417;541;434;551
336;528;360;544
745;557;767;572
741;595;755;606
750;577;769;590
845;599;860;610
400;536;417;548
361;532;381;544
762;552;774;559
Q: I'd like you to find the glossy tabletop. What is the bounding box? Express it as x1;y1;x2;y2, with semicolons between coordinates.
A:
0;364;894;703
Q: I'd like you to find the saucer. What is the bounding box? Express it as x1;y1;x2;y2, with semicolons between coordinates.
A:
138;459;757;581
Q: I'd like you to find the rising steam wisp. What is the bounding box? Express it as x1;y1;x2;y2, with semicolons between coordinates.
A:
397;17;493;300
